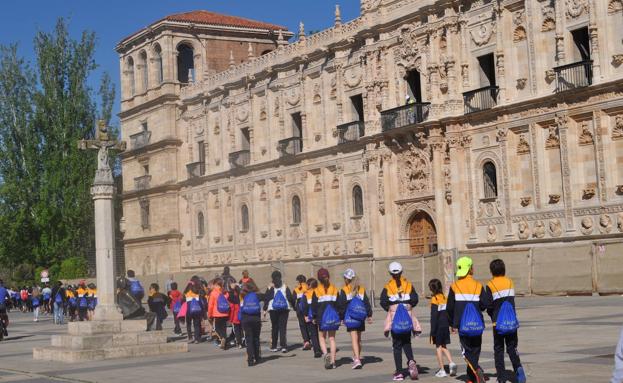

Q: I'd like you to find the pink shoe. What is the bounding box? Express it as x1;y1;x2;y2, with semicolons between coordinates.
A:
408;360;419;380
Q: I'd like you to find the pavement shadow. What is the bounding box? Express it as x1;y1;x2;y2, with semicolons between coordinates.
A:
455;372;497;382
335;355;384;368
2;335;34;341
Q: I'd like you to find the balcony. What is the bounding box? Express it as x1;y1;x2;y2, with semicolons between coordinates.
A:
553;60;593;93
337;121;365;144
134;175;151;191
229;149;250;168
380;103;430;132
277;137;302;158
186;161;205;179
463;86;499;114
129;130;151;150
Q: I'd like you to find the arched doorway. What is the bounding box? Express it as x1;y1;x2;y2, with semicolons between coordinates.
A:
408;211;438;255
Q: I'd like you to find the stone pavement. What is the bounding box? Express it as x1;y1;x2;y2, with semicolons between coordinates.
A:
0;296;620;383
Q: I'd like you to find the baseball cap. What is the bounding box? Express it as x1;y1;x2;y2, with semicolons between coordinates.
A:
343;269;356;280
317;268;330;280
388;262;403;275
456;256;473;278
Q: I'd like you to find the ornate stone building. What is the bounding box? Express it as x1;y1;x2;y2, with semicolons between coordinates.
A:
117;1;623;295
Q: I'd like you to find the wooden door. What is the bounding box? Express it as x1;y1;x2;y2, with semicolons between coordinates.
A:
409;212;438;255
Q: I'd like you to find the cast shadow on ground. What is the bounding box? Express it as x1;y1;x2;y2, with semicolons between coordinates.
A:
334;355;384;368
455;371;499;382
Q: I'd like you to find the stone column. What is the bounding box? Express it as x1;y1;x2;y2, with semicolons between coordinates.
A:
91;181;123;322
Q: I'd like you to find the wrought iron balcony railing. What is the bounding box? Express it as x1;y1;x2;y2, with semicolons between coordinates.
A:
229;149;250;168
277;137;302;158
463;85;500;114
134;175;151;191
129;130;151;150
186;161;205;178
380;103;430;132
553;60;593;93
337;121;365;144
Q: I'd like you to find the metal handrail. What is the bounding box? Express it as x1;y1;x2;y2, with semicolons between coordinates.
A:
380;102;431;132
337;121;365;144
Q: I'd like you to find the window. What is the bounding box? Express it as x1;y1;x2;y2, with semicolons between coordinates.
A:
139;198;150;229
478;53;496;87
291;195;301;225
197;212;205;237
483;161;498;198
154;44;164;84
198;141;206;175
350;94;364;122
352;185;364;217
571;27;590;61
126;57;135;96
241;128;250;150
139;51;148;92
241;204;249;232
177;44;195;83
291;112;303;153
406;70;422;103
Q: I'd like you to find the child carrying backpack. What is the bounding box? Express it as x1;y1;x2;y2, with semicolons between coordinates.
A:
337;269;372;370
485;259;526;383
126;270;145;303
226;283;243;348
294;275;312;350
208;278;230;349
380;262;421;381
263;271;295;353
447;257;491;383
302;278;322;358
428;279;457;378
168;282;183;335
240;281;263;366
148;283;169;331
312;268;340;370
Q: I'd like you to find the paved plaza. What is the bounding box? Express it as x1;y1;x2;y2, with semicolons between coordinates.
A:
0;296;620;383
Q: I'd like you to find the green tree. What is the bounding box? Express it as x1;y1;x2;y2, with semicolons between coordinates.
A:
0;18;115;273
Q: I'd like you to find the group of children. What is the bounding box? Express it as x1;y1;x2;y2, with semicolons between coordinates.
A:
133;258;526;383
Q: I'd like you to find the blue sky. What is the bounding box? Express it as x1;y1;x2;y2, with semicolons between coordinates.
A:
0;0;360;126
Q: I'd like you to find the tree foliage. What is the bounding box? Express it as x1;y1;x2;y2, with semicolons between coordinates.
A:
0;18;115;275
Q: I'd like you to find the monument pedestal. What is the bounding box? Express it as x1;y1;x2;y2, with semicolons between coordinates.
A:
33;320;187;362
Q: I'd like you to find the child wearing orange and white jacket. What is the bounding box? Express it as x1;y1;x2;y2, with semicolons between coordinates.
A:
208;279;230;349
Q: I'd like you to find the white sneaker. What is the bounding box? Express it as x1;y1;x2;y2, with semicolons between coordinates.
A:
449;362;457;377
435;369;448;378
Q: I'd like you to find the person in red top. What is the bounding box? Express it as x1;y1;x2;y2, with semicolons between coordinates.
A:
167;282;183;335
208;278;230;349
239;270;254;285
227;282;243;348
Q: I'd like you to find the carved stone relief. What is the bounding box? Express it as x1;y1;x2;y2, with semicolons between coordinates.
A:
541;3;556;32
599;214;613;234
398;145;431;196
533;220;546;239
545;127;560;149
517;220;530;239
580;216;594;235
566;0;588;19
487;225;497;242
612;116;623;140
517;134;530;154
609;0;623;13
578;121;594;145
470;22;496;47
549;219;563;237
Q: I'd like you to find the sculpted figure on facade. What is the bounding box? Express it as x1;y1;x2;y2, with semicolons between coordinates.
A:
581;216;594;235
399;145;430;196
517;220;530;239
599;214;613;234
549;219;563;237
612;115;623;139
533;220;546;239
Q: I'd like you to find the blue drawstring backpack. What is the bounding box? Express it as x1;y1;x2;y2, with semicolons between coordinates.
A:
32;297;40;308
344;313;363;330
272;290;288;310
129;280;144;298
297;298;305;313
346;295;368;322
217;293;230;314
391;304;413;334
496;300;519;335
79;296;88;309
173;300;182;314
68;297;77;307
459;302;485;336
188;299;202;315
88;298;97;310
241;292;261;315
54;292;63;305
43;293;50;301
320;304;340;331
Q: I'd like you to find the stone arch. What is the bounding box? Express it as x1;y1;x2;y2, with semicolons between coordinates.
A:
151;43;164;84
398;202;438;255
474;151;502;199
125;56;135;97
176;41;196;83
138;50;149;93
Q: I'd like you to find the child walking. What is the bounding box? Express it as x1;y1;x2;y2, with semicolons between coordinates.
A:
302;278;322;358
147;283;169;331
294;275;312;350
380;262;420;381
263;271;295;353
168;282;183;335
312;268;340;370
240;281;263;366
428;279;457;378
208;278;230;349
337;269;372;370
447;257;490;383
485;259;526;383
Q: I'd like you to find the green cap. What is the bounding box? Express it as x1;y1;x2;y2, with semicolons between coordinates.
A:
456;256;473;278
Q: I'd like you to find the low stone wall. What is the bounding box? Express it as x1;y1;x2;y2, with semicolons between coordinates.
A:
134;240;623;301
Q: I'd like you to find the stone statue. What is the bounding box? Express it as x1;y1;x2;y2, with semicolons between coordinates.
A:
78;120;127;185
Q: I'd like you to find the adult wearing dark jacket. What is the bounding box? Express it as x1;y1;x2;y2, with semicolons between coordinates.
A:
240;281;264;366
51;282;66;325
263;270;295;353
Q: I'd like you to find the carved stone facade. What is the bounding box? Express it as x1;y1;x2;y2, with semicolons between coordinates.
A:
118;1;623;277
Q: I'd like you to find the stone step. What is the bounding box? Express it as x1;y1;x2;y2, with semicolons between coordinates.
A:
33;342;187;363
51;331;168;350
68;319;147;336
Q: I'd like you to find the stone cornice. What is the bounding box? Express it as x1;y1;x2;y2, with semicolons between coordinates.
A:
123;232;183;245
180;253;373;270
119;92;179;119
121;183;181;200
119;138;183;160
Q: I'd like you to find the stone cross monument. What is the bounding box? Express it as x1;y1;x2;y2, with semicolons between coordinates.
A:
34;121;186;362
77;120;126;321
